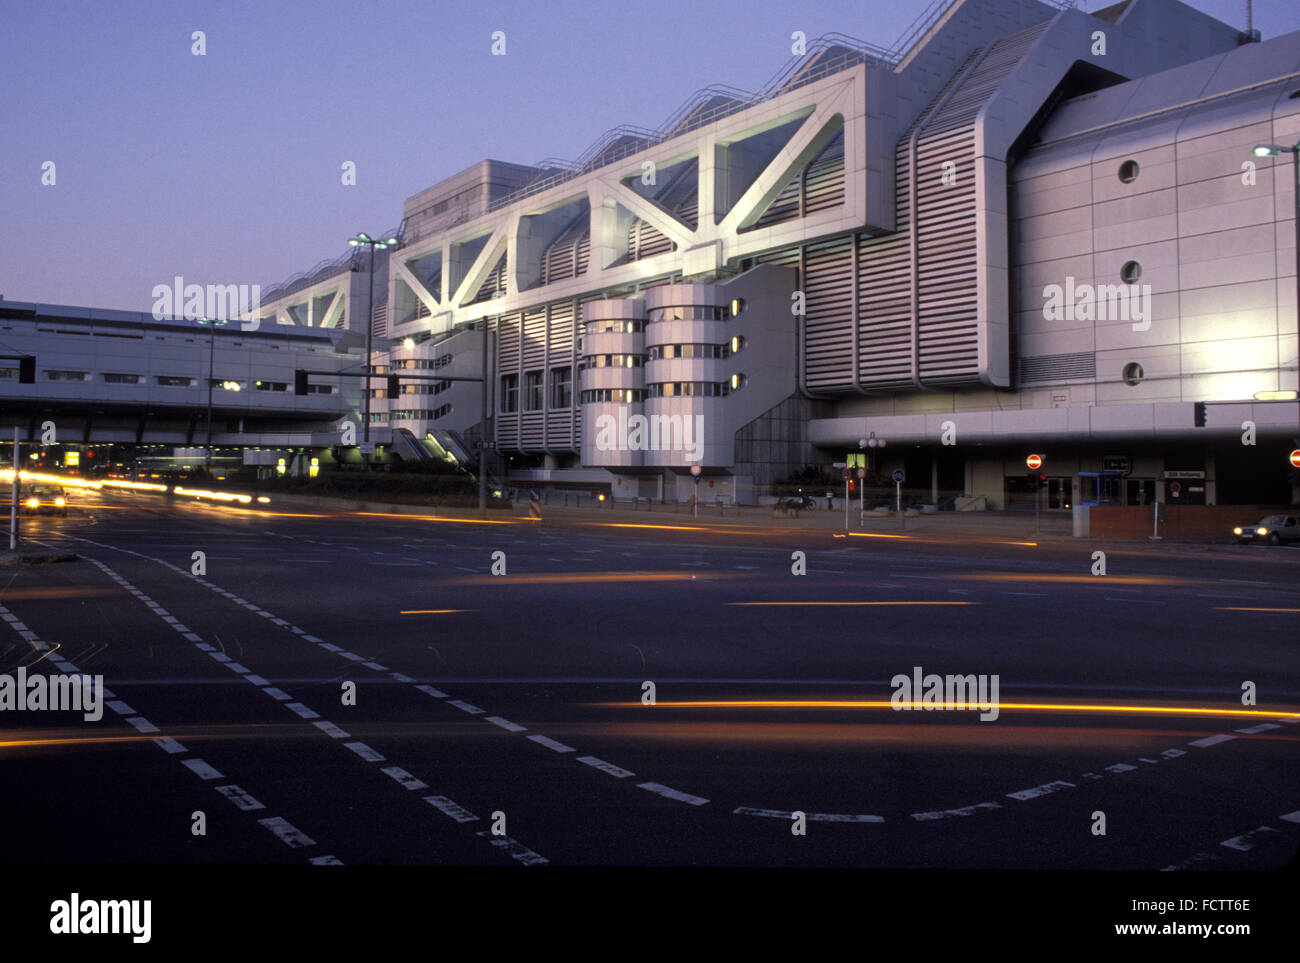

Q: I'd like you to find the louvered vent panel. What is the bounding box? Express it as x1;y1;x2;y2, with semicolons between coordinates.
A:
371;302;388;339
803;129;845;215
803;236;854;390
522;308;547;369
521;412;544;450
470;252;508;304
628;218;675;261
497;312;521;370
1018;352;1096;384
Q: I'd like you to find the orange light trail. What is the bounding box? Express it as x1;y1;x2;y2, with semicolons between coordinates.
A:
441;571;737;586
593;699;1300;720
353;511;519;525
399;609;470;615
1217;607;1300;613
957;573;1184;586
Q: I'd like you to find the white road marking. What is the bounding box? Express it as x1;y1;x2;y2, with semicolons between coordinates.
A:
125;717;159;734
638;782;709;806
107;701;135;715
1235;723;1281;734
380;767;428;791
216;785;266;811
152;737;187;754
309;855;344;865
448;700;485;715
312;721;350;739
263;688;292;701
258;816;316;849
577;755;634;778
1189;734;1236;747
735;807;883;823
911;802;1001;820
1007;780;1075;801
391;673;415;683
286;702;321;720
225;663;251;674
486;716;527;733
1220;826;1279;852
362;662;388;671
208;652;232;663
181;758;225;781
416;685;448;698
423;795;478;823
245;675;270;687
527;734;575;753
339;653;365;661
343;741;386;762
478;832;549;866
1105;763;1138;773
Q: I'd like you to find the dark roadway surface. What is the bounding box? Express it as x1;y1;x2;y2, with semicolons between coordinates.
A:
2;487;1297;871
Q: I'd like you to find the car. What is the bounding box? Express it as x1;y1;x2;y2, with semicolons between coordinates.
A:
1233;514;1300;545
22;485;68;516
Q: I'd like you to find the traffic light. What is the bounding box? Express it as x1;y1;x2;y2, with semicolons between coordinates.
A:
294;370;309;395
18;356;36;383
1027;471;1047;490
1194;401;1207;427
387;374;400;396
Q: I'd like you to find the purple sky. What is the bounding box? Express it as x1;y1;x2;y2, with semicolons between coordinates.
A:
2;0;1296;313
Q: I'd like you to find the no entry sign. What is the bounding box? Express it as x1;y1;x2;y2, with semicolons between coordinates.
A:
1026;454;1043;470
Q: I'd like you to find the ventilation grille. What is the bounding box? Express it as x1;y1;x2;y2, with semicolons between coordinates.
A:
1018;352;1096;384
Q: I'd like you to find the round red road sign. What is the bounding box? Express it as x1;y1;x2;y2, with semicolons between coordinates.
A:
1026;454;1043;470
1290;449;1300;469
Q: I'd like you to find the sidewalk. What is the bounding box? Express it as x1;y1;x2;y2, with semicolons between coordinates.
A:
222;490;1300;561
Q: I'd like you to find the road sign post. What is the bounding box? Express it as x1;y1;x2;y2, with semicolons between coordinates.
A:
1026;455;1044;536
842;467;850;531
891;468;905;529
9;427;18;551
690;464;701;518
858;467;866;525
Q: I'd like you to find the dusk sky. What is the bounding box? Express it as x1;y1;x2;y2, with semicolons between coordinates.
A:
3;0;1297;313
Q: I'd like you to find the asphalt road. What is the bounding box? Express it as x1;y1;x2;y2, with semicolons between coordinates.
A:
3;487;1298;871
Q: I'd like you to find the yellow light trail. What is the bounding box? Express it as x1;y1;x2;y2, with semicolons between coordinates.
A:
353;511;519;526
592;699;1300;720
846;532;912;540
586;522;714;532
399;609;471;615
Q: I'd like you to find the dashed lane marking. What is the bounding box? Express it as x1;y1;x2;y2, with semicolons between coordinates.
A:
527;735;575;753
423;795;478;823
637;782;709;806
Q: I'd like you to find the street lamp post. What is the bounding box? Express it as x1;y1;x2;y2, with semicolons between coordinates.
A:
348;232;400;469
1253;143;1300;489
858;437;867;525
201;317;220;476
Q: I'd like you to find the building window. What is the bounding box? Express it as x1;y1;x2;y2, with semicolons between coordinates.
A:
0;368;16;380
580;388;647;403
306;383;334;395
254;380;289;391
549;366;572;409
102;373;142;384
46;370;89;382
1122;362;1144;386
1121;260;1142;284
1118;160;1140;183
525;370;544;410
501;373;519;413
155;375;196;387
